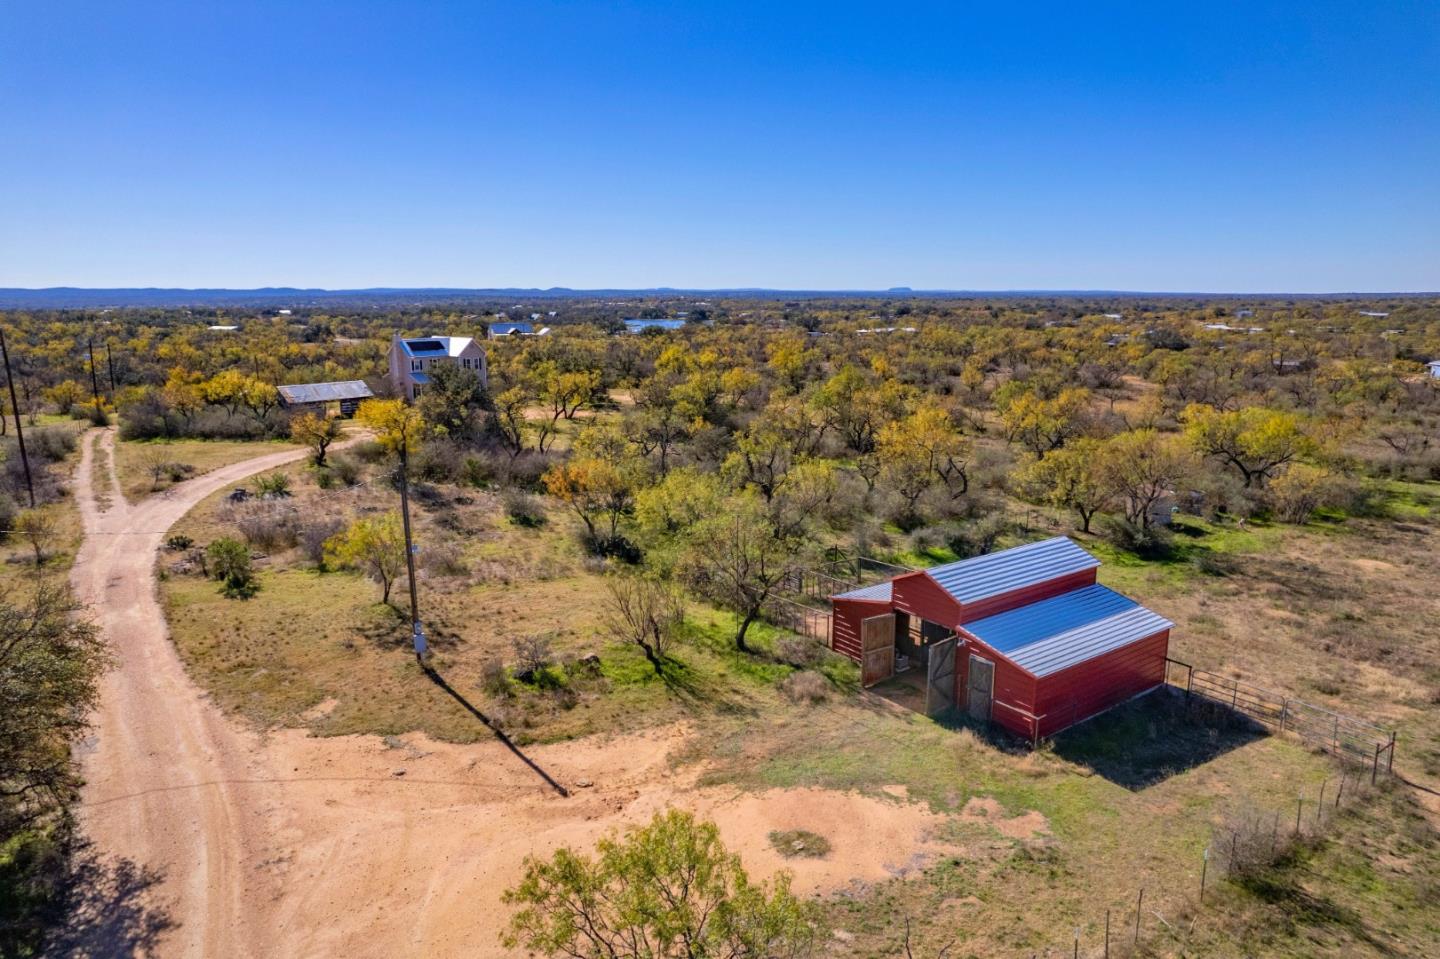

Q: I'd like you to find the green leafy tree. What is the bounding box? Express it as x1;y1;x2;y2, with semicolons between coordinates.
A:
503;809;816;959
1095;429;1192;529
289;411;343;466
1015;438;1112;533
417;361;490;437
543;457;637;555
602;575;685;673
1181;404;1314;488
324;513;407;604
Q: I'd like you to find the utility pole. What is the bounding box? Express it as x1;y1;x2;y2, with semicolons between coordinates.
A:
105;340;116;395
396;444;425;664
0;326;35;506
87;338;103;419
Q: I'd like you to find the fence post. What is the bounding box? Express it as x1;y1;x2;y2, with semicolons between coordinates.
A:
1316;779;1327;826
1388;731;1396;774
1279;698;1287;733
1372;742;1381;785
1200;846;1209;902
1134;888;1143;946
1185;664;1193;705
1295;797;1303;836
1335;772;1345;808
1104;909;1110;958
1332;715;1339;755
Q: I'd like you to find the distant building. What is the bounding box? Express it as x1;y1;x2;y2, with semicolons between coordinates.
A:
1359;311;1391;318
387;334;487;400
489;322;534;338
1427;360;1440;379
277;380;374;418
207;325;238;332
1234;309;1255;319
622;318;686;334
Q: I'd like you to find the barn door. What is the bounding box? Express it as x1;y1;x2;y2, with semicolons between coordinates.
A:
926;636;957;717
966;654;995;723
860;614;896;687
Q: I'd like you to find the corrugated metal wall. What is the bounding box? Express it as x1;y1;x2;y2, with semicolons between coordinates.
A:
830;597;888;661
1032;630;1169;738
891;572;963;627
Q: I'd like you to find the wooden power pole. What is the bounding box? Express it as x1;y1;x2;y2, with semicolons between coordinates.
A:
87;338;103;419
396;445;425;663
0;326;35;506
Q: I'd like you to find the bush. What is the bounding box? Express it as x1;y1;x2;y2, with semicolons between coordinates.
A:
351;439;387;464
206;537;257;598
0;495;14;542
502;489;545;527
253;472;292;498
231;502;299;551
780;670;830;704
28;427;77;463
300;516;345;566
420;542;469;576
943;513;1009;559
1099;515;1174;558
480;657;510;698
511;634;554;683
328;455;361;487
775;636;822;668
164;534;193;551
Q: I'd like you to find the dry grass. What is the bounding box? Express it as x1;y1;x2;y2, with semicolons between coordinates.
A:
113;436;297;502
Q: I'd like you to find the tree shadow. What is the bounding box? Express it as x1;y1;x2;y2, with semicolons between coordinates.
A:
420;664;570;797
45;841;177;958
1052;688;1268;790
651;655;756;717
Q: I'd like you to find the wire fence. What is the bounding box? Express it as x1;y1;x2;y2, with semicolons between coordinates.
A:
1165;658;1397;776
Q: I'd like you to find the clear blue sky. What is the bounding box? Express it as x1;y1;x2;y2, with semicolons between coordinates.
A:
2;1;1437;292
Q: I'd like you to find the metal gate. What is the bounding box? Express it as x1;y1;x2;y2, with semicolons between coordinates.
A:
926;636;957;717
860;614;895;687
966;654;994;722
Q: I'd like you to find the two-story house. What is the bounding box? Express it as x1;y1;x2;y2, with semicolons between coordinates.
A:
387;334;488;401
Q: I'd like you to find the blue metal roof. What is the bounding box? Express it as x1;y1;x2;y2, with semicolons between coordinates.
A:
834;581;892;602
623;318;686;332
964;584;1173;677
926;537;1098;605
491;322;533;335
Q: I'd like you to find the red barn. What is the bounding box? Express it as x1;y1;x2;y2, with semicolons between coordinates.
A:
830;537;1172;742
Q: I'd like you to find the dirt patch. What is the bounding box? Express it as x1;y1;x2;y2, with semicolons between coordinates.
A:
959;796;1050;840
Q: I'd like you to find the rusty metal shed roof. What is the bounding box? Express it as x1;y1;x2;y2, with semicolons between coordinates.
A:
277;380;374;405
926;536;1099;605
965;583;1172;677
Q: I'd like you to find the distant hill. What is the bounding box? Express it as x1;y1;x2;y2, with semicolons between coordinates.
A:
0;287;1432;310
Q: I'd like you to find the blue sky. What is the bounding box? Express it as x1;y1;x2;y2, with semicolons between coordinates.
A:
2;1;1437;291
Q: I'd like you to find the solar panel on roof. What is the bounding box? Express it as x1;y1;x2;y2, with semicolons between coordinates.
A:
407;339;446;352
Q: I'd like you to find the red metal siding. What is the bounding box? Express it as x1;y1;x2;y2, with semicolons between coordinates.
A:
1032;629;1170;738
891;572;963;628
954;633;1039;738
956;568;1098;624
830;598;888;662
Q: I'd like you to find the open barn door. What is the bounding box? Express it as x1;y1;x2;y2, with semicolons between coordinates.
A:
966;654;995;723
926;636;957;717
860;614;895;687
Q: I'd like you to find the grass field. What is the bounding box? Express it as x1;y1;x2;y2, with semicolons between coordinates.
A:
153;452;1440;957
113;436;296;502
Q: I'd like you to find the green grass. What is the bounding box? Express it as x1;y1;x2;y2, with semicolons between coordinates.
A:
113;436;298;502
769;829;832;858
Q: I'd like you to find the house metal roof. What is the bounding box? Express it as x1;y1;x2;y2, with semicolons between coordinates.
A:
491;322;533;335
925;537;1099;605
834;581;892;602
277;380;374;405
397;336;477;358
623;318;686;332
964;583;1173;677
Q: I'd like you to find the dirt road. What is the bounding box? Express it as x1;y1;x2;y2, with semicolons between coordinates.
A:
69;429;961;957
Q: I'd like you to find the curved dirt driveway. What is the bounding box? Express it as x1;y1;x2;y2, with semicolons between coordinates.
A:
68;429;963;957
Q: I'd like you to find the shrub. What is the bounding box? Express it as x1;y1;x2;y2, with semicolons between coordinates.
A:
502;489;545;527
328;455;361;487
421;542;469;576
253;472;292;498
779;670;830;704
28;427;77;463
164;534;194;551
1099;515;1174;558
943;513;1009;559
768;829;832;859
775;636;822;668
511;634;554;683
232;502;299;551
479;657;510;698
0;495;14;542
206;537;257;598
299;516;345;566
351;439;387;464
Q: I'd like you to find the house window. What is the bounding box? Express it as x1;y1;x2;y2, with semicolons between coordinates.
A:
411;360;421;371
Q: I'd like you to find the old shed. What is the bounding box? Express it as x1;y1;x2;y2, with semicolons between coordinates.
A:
830;537;1172;742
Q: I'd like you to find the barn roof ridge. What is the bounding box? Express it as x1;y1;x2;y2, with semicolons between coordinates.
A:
923;536;1099;605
